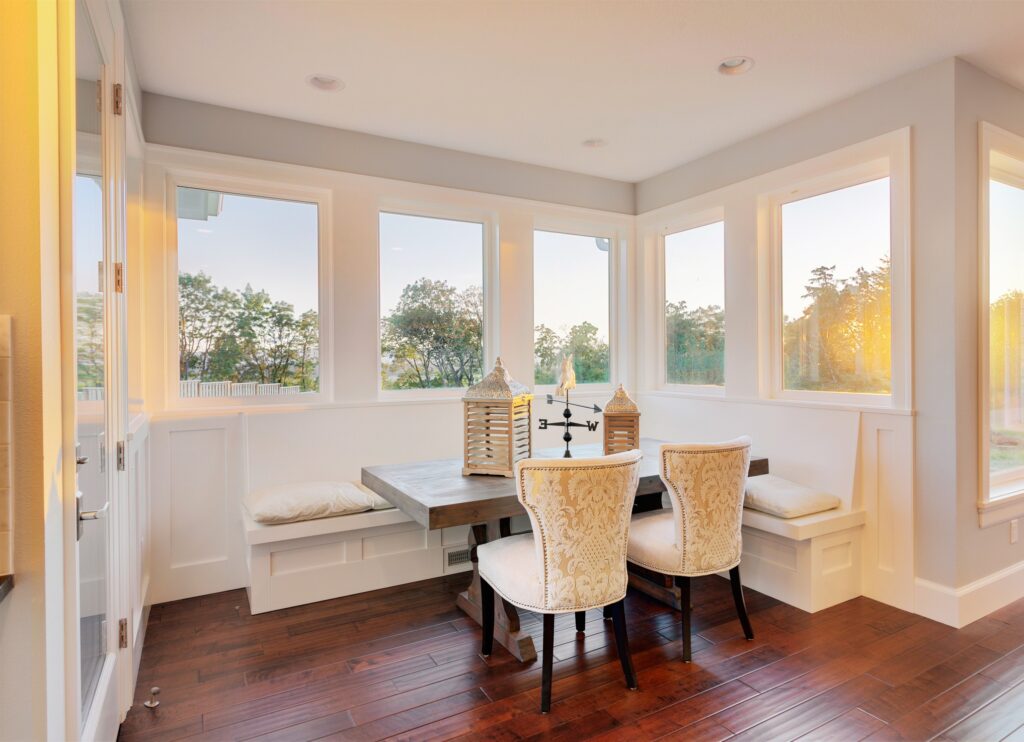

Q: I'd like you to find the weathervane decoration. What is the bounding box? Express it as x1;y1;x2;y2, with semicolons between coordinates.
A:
538;354;601;458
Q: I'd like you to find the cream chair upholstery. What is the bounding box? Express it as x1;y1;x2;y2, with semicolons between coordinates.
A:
627;437;754;662
477;449;643;713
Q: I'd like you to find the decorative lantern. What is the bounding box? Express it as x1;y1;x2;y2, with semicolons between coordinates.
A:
603;384;640;455
462;358;533;477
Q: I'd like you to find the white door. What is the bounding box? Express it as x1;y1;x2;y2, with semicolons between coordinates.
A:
73;2;125;738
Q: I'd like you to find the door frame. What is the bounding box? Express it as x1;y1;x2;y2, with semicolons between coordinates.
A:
60;0;131;738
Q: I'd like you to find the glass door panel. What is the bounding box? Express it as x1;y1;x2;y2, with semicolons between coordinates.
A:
74;1;109;719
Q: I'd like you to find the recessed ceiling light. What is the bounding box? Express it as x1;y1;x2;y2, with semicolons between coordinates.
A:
582;138;608;148
718;57;754;76
306;74;345;92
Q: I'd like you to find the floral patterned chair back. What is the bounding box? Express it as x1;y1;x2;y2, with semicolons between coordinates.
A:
515;449;643;613
660;437;752;576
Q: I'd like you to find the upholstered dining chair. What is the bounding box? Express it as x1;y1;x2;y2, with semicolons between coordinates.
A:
627;437;754;663
477;449;644;713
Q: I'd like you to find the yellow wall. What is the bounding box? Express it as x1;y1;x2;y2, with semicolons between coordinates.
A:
0;0;70;738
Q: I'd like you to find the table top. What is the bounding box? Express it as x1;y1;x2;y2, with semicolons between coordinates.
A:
361;438;768;530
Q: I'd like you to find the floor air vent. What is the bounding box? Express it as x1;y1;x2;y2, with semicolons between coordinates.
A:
444;546;473;574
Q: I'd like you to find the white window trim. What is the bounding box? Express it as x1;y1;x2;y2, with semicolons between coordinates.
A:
164;167;334;409
978;122;1024;525
655;206;727;396
760;129;912;410
531;216;624;396
376;200;499;401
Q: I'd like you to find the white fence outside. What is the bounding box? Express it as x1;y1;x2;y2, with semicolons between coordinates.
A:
179;380;311;399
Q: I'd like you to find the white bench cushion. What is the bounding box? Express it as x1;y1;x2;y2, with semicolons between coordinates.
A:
744;474;841;519
246;480;392;524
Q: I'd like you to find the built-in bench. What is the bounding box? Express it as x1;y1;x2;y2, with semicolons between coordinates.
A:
739;506;866;613
243;501;472;614
239;411;472;614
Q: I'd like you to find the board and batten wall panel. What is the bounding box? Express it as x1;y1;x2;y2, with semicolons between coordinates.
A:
859;412;915;611
150;416;246;603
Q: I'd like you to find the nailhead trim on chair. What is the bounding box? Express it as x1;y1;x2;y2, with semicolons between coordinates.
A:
514;458;639;613
660;443;750;576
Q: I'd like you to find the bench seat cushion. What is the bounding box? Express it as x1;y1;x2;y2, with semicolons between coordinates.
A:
247;481;393;524
744;474;840;519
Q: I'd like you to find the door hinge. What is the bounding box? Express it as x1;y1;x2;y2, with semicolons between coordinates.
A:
118;618;128;649
113;83;123;116
116;441;126;471
114;262;124;293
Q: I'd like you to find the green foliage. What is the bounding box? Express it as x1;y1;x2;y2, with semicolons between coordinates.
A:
666;301;724;385
380;278;484;389
783;257;891;393
665;258;891;393
988;290;1024;472
534;322;609;385
178;272;319;391
76;292;104;390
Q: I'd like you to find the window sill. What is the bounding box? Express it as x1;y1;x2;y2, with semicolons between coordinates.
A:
979;490;1024;528
641;390;913;416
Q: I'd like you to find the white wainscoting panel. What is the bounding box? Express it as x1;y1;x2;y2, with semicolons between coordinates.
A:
150;415;246;603
859;412;915;611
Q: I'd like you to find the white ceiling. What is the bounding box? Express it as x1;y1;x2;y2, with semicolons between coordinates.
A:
123;0;1024;182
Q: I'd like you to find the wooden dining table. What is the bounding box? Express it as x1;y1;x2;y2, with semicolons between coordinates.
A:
361;437;768;662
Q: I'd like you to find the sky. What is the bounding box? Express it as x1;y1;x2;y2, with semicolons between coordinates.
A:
74;174;104;294
990;179;1024;301
665;221;724;310
781;177;890;319
178;189;319;314
379;212;483;314
533;230;610;339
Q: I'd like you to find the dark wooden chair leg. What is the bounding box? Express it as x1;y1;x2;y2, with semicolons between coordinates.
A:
730;565;754;640
480;577;494;657
603;605;613;620
610;600;638;690
575;611;586;633
541;613;555;713
676;575;692;662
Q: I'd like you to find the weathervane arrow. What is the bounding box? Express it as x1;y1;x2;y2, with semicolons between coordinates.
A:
546;393;602;414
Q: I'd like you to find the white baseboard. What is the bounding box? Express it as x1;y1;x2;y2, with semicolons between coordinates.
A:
915;558;1024;627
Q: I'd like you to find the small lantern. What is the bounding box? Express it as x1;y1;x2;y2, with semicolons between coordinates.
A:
603;384;640;455
462;358;533;477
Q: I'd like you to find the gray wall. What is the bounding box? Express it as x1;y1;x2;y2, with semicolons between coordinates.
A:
142;93;636;215
637;60;965;588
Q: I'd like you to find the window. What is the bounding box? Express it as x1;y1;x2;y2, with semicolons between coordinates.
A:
379;211;485;390
779;177;891;395
75;173;105;401
533;229;611;385
176;186;320;398
986;150;1024;494
664;221;725;386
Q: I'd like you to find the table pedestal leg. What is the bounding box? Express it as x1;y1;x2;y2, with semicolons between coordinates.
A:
456;520;537;663
627;563;684;611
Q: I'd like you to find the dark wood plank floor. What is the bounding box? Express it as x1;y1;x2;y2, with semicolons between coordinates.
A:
121;575;1024;741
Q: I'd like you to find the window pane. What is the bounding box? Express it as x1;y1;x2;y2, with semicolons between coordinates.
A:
75;174;104;399
176;187;320;398
665;222;725;385
534;230;610;385
781;177;891;394
379;212;484;390
988;172;1024;478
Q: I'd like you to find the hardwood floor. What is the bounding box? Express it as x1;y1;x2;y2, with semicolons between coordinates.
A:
122;575;1024;741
